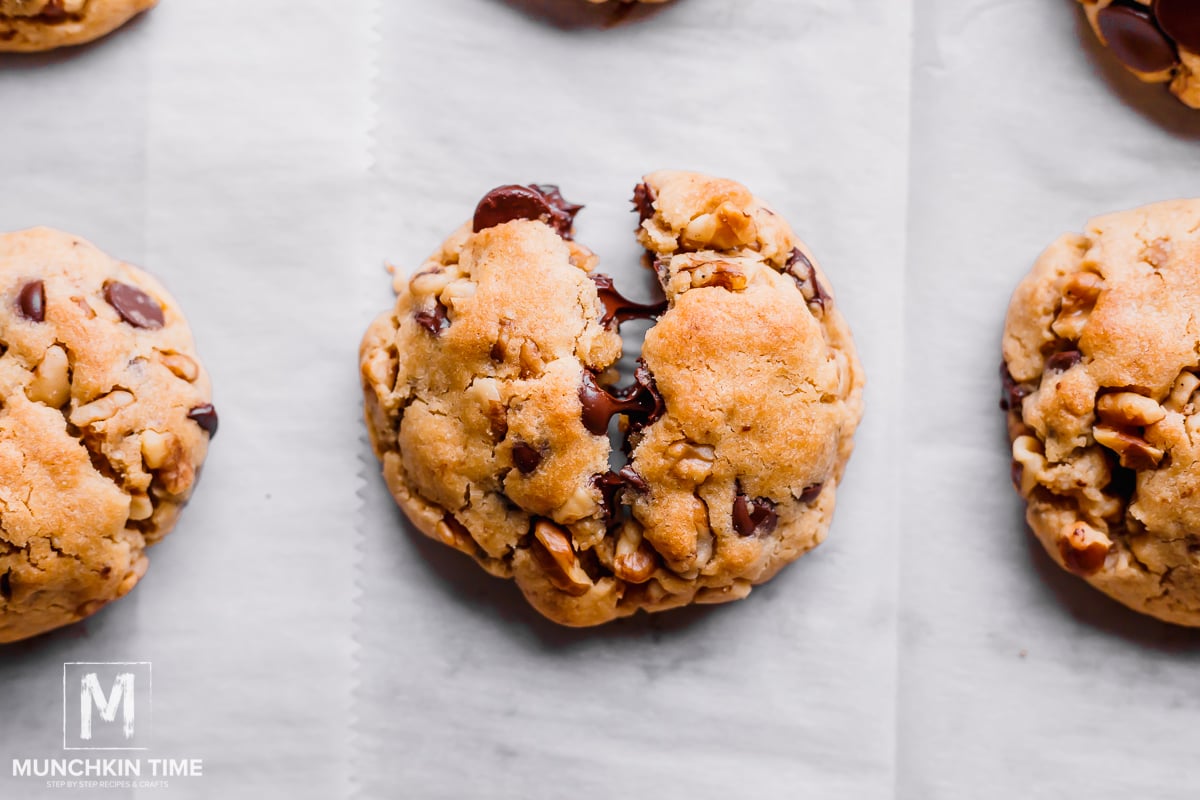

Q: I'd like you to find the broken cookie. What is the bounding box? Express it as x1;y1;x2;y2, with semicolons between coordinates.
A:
361;173;864;626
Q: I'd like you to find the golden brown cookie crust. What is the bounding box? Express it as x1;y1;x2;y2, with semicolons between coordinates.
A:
361;173;864;626
1003;200;1200;626
0;228;214;643
0;0;157;53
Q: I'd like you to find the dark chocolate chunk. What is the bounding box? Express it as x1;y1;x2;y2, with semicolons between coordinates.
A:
1000;362;1031;412
732;494;778;537
798;483;824;504
589;273;667;328
472;184;579;238
415;302;450;336
578;363;665;437
104;281;164;330
632;182;656;223
593;471;625;525
618;464;649;493
534;184;584;221
785;247;830;311
1045;350;1082;374
1099;3;1178;73
1155;0;1200;52
512;442;543;474
16;280;45;323
188;404;219;438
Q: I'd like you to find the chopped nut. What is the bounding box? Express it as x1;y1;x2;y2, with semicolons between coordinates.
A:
1057;520;1112;575
140;430;173;470
26;345;70;408
666;440;716;483
612;524;656;584
1166;372;1200;413
440;279;477;311
681;202;756;251
1011;435;1047;497
70;390;134;427
555;482;597;524
160;353;199;382
409;265;455;299
1051;272;1103;341
688;260;747;291
434;514;476;555
1093;424;1164;470
128;493;153;521
1096;392;1165;427
518;339;544;378
530;519;591;596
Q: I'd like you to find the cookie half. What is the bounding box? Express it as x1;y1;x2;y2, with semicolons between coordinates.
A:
361;173;864;626
0;228;215;643
0;0;157;53
1003;201;1200;626
1078;0;1200;108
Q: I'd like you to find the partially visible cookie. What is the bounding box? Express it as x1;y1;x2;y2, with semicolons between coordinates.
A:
1078;0;1200;108
0;228;216;643
0;0;157;52
1003;200;1200;627
361;174;863;626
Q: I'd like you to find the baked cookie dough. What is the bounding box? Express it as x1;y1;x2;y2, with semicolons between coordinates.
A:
1002;201;1200;626
0;228;215;643
0;0;157;53
361;173;863;627
1078;0;1200;108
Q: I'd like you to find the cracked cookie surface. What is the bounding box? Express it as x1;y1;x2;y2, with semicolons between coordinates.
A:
1003;200;1200;626
361;172;863;627
0;228;215;643
0;0;156;52
1078;0;1200;108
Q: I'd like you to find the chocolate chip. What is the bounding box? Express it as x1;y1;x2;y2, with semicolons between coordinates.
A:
104;281;164;330
38;0;67;20
1045;350;1082;374
798;483;823;504
1010;460;1024;491
578;363;664;437
415;302;450;336
593;471;626;525
1099;3;1179;73
732;494;778;537
472;184;579;238
188;404;219;438
1155;0;1200;52
0;570;10;601
1000;362;1031;412
589;273;667;328
16;280;45;323
512;442;543;474
785;248;829;311
534;184;584;220
618;465;649;493
632;182;656;223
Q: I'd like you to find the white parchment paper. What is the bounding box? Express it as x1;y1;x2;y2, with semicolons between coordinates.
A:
899;2;1200;799
354;1;912;798
0;2;375;797
5;0;1200;798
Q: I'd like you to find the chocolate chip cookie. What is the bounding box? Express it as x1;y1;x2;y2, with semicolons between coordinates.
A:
0;228;216;643
1078;0;1200;108
361;172;864;627
1002;201;1200;626
0;0;156;52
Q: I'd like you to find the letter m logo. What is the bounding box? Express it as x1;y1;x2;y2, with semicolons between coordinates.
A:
63;662;152;750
